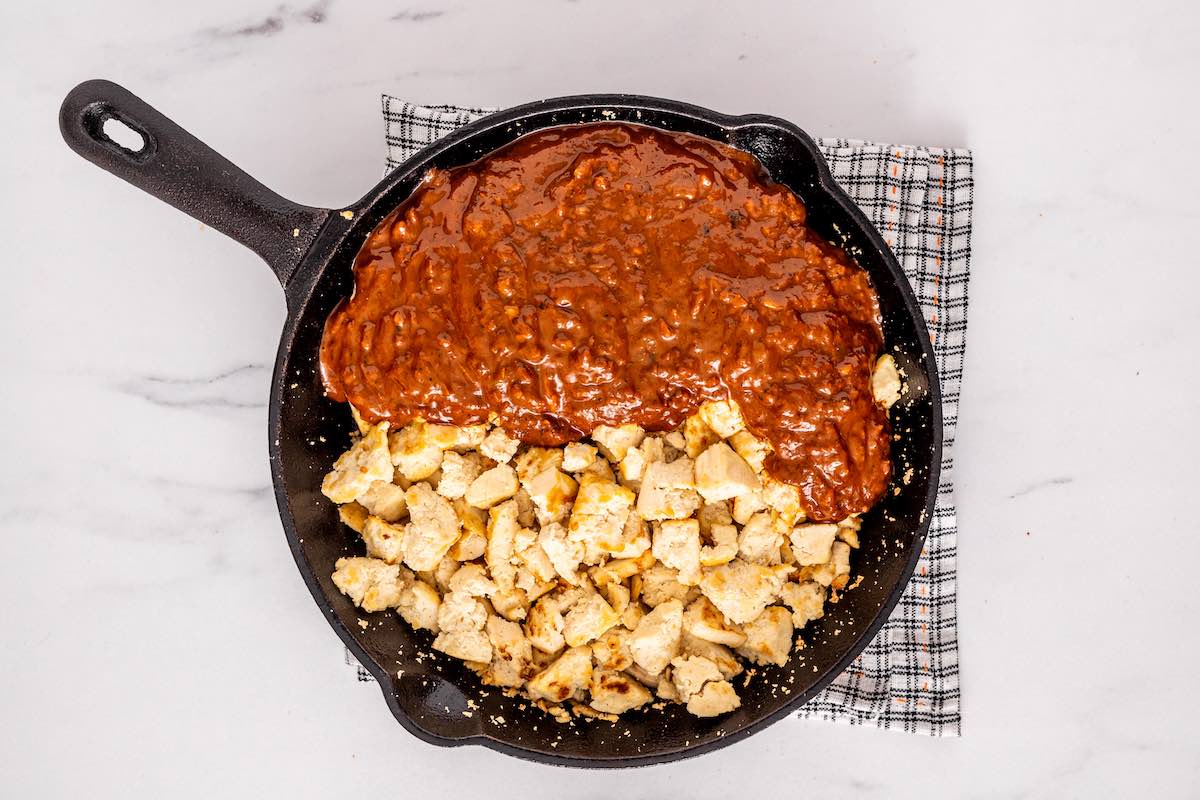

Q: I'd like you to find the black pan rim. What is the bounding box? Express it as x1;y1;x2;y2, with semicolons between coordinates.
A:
268;93;943;768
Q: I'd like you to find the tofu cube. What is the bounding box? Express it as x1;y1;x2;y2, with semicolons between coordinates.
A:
522;468;578;524
628;598;683;676
396;579;441;632
331;556;408;612
562;592;620;647
779;580;827;628
700;523;739;567
465;464;520;509
562;442;598;472
361;515;406;564
683;414;721;459
437;451;486;499
400;483;462;571
670;654;723;700
652;519;702;586
737;512;785;565
636;458;701;520
322;423;393;503
685;679;741;717
698;559;789;624
697;399;746;438
479;427;521;463
589;669;652;714
872;354;902;408
526;645;594;703
591;423;645;461
682;596;746;647
388;420;446;482
358;480;408;522
736;606;794;666
789;523;840;566
694;442;761;503
728;430;772;473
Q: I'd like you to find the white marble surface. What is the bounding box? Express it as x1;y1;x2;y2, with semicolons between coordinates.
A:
2;0;1199;796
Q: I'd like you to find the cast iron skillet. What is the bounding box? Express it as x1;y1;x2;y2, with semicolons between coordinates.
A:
60;79;941;767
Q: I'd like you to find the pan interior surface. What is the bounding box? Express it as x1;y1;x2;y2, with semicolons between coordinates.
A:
270;98;939;766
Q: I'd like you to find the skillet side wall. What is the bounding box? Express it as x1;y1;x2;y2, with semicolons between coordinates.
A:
269;97;940;766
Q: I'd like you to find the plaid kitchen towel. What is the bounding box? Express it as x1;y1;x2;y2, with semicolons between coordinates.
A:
347;97;972;737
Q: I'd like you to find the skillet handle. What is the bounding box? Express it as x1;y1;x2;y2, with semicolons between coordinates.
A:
59;79;332;287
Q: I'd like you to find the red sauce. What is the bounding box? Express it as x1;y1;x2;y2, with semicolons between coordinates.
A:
320;124;890;521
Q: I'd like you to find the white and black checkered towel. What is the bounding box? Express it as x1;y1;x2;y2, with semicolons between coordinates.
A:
346;97;973;738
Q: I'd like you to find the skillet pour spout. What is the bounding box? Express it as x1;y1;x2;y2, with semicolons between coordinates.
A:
59;79;941;767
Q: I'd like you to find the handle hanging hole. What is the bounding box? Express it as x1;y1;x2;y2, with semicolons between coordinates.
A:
101;115;147;154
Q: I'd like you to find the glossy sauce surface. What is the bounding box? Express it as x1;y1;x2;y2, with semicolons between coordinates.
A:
320;124;890;521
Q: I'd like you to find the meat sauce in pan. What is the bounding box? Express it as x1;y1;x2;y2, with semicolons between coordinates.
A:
319;124;890;521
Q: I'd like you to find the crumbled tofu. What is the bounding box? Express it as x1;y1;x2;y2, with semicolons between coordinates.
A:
522;468;578;524
324;395;862;720
732;490;767;525
698;559;789;624
437;451;486;499
332;556;408;612
683;414;720;459
696;501;733;536
349;405;372;435
670;655;724;700
700;523;739;567
338;501;368;534
362;515;406;564
401;483;462;571
681;634;743;679
322;423;393;503
682;596;747;647
686;679;741;717
561;442;598;472
737;512;785;565
492;587;529;623
872;354;902;408
480;427;521;463
592;627;634;672
538;522;584;584
589;669;652;714
600;510;651;559
789;523;840;566
514;447;563;481
828;541;852;590
452;425;488;450
697;400;746;438
639;564;695;607
628;598;683;676
358;480;408;522
568;478;635;555
448;504;487;561
433;628;493;663
484;616;533;688
514;487;536;527
779;580;827;627
694;442;761;503
526;645;593;703
579;457;616;483
448;563;497;597
652;519;702;585
736;606;794;666
637;458;701;520
728;429;771;473
599;582;630;617
591;423;645;461
563;592;620;647
388;420;446;482
396;579;440;632
438;590;488;633
525;596;566;654
465;464;520;509
760;477;805;526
